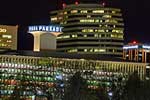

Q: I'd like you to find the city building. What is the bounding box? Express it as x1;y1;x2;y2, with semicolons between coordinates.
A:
123;42;150;63
0;51;148;100
50;3;124;57
0;25;18;51
28;25;62;52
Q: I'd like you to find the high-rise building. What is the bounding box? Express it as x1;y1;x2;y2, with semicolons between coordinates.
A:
50;3;124;57
0;25;18;51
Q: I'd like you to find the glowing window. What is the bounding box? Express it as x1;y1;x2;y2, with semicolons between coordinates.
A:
80;19;94;23
82;29;94;32
81;10;88;13
2;35;12;39
84;49;87;52
112;11;116;14
97;30;105;32
72;35;77;38
64;12;67;14
51;17;57;21
105;19;117;23
103;15;112;18
93;10;104;13
112;29;123;33
87;15;91;18
71;10;78;13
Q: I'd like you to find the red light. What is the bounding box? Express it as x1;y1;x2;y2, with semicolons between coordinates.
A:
102;2;106;6
75;1;79;5
133;41;137;44
62;3;66;9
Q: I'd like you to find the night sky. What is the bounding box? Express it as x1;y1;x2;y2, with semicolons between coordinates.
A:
0;0;149;50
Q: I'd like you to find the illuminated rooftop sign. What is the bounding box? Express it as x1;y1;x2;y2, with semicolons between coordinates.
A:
123;45;138;49
142;45;150;49
28;25;63;33
0;28;7;33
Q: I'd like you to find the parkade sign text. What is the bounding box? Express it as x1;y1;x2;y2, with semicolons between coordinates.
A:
28;25;63;33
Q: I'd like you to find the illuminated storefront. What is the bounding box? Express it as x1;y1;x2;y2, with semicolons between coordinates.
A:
28;25;62;52
0;25;18;51
0;54;147;99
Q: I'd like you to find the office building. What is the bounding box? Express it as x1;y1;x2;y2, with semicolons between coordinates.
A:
0;25;18;51
50;3;124;57
0;51;148;100
123;42;150;63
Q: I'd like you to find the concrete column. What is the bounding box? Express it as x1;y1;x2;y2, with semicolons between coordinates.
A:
33;32;41;51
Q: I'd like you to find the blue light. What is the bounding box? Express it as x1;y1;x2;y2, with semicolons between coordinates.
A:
28;25;63;33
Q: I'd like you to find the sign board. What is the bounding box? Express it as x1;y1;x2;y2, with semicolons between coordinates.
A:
28;25;63;33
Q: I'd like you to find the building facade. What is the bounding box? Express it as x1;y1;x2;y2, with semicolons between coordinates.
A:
0;25;18;51
0;54;147;99
123;42;150;63
50;4;124;57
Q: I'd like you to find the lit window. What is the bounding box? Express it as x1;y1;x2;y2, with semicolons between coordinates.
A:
2;35;12;39
87;15;91;18
64;12;67;14
95;19;99;23
94;49;106;52
68;49;78;52
112;29;123;33
72;35;77;38
84;49;87;52
103;15;112;18
106;30;109;32
58;17;63;20
84;35;87;37
97;29;105;33
51;17;57;21
7;40;12;43
80;19;94;23
93;10;104;13
57;35;70;39
94;34;98;37
82;29;94;32
105;19;117;23
111;34;123;38
81;10;88;13
112;11;116;14
71;10;78;13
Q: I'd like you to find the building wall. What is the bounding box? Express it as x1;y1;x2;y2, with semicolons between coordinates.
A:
40;33;57;50
0;55;147;99
51;4;124;57
0;25;18;50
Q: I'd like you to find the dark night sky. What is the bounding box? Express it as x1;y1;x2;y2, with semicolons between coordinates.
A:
0;0;149;50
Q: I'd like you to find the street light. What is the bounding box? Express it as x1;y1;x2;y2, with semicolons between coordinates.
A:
108;92;113;100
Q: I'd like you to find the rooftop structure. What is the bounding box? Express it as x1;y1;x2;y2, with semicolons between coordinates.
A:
123;42;150;63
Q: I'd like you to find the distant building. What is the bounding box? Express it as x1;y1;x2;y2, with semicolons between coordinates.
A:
28;25;62;52
51;3;124;57
0;25;18;51
0;51;148;99
123;42;150;63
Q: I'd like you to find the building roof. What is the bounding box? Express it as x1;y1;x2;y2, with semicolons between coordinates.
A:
0;50;134;62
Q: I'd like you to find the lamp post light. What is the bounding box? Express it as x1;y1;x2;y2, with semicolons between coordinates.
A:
108;92;113;100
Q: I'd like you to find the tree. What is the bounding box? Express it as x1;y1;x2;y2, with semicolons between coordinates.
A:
96;83;109;100
63;72;98;100
120;71;143;100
